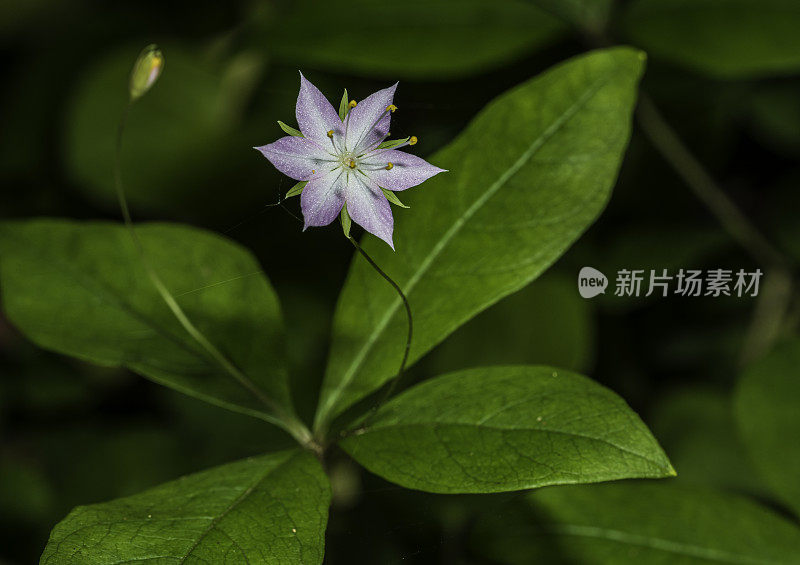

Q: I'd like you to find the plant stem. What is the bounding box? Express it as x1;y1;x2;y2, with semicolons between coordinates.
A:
348;235;413;416
636;94;787;269
637;94;794;362
114;99;316;452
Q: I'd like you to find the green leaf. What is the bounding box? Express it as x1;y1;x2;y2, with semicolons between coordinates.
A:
381;188;410;209
41;449;330;564
735;338;800;517
750;83;800;157
531;0;613;32
341;204;352;238
278;120;304;138
0;219;293;426
623;0;800;78
475;482;800;564
250;0;566;79
426;272;593;374
340;366;673;493
338;88;349;121
285;180;307;199
316;47;645;431
649;387;763;493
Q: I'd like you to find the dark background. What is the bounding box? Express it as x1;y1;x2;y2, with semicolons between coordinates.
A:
2;0;798;562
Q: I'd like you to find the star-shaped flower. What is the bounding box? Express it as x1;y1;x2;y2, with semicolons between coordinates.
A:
256;73;445;249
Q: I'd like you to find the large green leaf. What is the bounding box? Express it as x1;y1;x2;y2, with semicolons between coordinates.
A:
315;47;645;431
40;449;330;564
476;482;800;564
532;0;613;32
249;0;565;79
623;0;800;78
0;219;293;427
735;338;800;517
340;366;673;494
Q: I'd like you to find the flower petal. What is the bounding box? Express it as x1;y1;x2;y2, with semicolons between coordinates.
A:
362;149;446;191
296;72;342;146
301;167;346;228
255;136;335;181
345;172;395;249
346;83;397;154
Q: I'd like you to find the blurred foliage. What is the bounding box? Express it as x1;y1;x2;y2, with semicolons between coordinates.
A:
2;0;800;562
736;338;800;517
623;0;800;78
245;0;567;79
474;482;800;564
648;386;763;493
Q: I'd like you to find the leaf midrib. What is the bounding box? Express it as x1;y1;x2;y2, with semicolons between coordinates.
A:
350;420;667;470
178;452;300;563
544;524;783;565
318;72;612;425
0;225;274;419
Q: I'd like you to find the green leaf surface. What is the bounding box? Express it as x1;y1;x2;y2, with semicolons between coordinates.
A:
425;272;593;374
250;0;566;79
649;387;763;493
735;338;800;517
40;449;330;564
623;0;800;78
0;219;292;425
749;83;800;157
316;48;645;430
476;482;800;564
532;0;613;32
341;366;672;494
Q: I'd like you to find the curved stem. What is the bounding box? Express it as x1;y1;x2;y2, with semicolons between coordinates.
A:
114;100;316;451
348;235;413;416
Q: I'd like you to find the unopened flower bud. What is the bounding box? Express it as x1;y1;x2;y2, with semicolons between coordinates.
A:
129;44;164;101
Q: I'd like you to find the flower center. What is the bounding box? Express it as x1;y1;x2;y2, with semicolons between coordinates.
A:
339;152;358;170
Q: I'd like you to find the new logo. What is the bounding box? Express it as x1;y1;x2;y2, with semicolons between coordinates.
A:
578;266;608;298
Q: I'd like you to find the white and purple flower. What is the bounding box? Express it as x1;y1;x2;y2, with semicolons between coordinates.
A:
256;73;445;249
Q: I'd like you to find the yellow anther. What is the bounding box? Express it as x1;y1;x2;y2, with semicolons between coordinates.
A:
348;159;357;169
385;162;394;170
408;135;418;145
348;100;357;108
311;169;316;174
327;130;334;138
386;104;397;113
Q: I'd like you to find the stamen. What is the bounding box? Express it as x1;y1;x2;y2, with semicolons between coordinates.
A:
349;100;358;108
385;162;394;170
409;136;418;145
326;129;339;152
351;104;396;151
348;158;357;169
